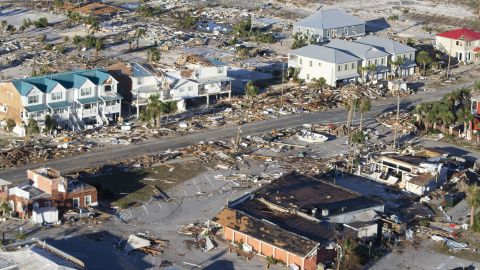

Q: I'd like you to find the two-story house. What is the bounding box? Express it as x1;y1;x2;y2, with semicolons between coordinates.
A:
8;167;97;220
127;56;233;118
2;69;122;135
324;39;390;82
293;9;365;41
288;45;360;86
436;28;480;64
354;36;417;77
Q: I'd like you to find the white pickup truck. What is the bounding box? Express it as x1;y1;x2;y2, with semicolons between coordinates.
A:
63;208;96;222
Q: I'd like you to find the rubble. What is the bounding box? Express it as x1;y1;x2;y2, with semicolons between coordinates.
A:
123;232;169;256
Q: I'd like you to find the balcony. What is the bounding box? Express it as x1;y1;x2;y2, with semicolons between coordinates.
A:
80;107;98;118
103;104;121;114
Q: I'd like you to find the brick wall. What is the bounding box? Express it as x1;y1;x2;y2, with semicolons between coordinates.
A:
223;227;311;269
65;188;97;208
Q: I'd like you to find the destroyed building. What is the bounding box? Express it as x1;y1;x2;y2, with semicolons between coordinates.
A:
8;167;97;221
114;55;233;117
214;173;384;270
293;9;366;40
362;148;449;195
0;69;122;135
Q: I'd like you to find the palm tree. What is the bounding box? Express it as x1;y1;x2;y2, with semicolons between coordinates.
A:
344;98;358;132
438;103;455;132
134;27;146;50
145;94;166;127
95;38;103;60
417;51;432;75
24;118;39;144
44;114;56;134
467;184;480;227
163;101;177;125
390;56;405;78
147;48;161;63
0;202;11;243
0;20;7;35
359;98;371;131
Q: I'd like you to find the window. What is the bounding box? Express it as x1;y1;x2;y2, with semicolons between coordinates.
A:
44;201;51;207
137;77;143;85
343;27;348;35
217;67;223;74
306;74;310;80
28;95;39;104
104;85;112;92
318;62;321;67
381;58;385;65
0;105;7;113
51;92;62;101
456;40;460;46
309;60;312;67
368;60;371;66
351;63;355;69
179;87;184;92
72;198;79;208
53;108;66;114
188;86;192;91
299;58;303;65
374;59;378;65
80;88;91;97
344;64;348;70
338;65;341;71
85;195;91;206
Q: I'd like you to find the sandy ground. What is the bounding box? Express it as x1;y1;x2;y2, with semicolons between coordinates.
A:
0;7;65;27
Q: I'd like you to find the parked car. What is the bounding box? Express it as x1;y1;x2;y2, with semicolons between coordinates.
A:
63;208;96;221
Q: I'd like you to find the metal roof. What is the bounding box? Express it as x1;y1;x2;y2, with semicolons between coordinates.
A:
48;100;71;109
77;96;102;104
100;92;123;101
12;69;111;96
132;63;153;77
295;9;365;30
25;104;49;113
324;39;390;60
196;76;234;85
289;45;360;64
354;36;416;55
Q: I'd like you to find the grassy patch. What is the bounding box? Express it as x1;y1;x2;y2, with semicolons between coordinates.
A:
81;159;213;207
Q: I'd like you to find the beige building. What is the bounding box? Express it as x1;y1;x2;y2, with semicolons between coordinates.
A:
435;28;480;64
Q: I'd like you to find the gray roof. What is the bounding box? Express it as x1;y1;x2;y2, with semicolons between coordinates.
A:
289;45;360;64
295;9;365;30
354;36;416;55
324;39;390;60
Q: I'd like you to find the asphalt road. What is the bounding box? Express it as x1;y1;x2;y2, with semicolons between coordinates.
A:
0;81;474;183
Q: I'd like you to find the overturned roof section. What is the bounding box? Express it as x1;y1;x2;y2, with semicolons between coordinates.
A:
295;9;365;30
289;45;360;64
12;69;112;96
324;39;390;60
354;36;416;55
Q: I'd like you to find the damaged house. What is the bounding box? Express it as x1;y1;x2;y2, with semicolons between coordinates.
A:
8;167;97;222
362;148;448;195
0;69;122;135
214;173;384;270
119;55;233;117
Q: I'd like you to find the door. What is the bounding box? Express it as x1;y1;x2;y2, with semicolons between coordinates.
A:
72;198;79;208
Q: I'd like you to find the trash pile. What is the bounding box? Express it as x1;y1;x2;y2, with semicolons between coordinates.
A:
179;221;220;252
123;232;169;256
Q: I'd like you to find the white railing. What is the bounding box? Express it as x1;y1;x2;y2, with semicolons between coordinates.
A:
80;107;98;118
103;104;120;114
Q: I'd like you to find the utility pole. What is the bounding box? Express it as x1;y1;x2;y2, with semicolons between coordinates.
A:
281;62;285;107
392;89;400;149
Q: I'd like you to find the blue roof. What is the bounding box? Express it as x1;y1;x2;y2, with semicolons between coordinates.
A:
48;100;71;109
205;58;226;67
132;63;153;77
12;69;111;96
77;96;102;104
25;104;49;113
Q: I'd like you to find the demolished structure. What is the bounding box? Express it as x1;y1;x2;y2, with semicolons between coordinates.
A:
115;55;233;117
361;148;448;195
214;173;384;270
